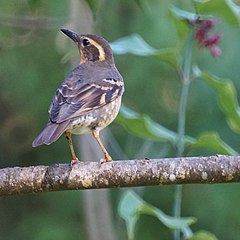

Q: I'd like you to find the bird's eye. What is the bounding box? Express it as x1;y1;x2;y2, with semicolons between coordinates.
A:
82;38;90;46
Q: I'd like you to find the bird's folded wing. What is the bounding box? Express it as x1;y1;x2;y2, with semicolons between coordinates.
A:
49;78;124;123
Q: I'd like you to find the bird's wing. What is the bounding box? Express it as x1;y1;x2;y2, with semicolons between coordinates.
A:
49;77;124;123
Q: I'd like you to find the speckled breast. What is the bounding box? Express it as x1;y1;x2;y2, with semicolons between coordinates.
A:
67;96;122;135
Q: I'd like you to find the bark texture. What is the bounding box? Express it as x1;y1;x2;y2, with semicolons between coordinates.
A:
0;155;240;196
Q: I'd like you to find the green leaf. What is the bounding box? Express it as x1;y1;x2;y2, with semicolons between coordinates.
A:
226;0;240;23
195;68;240;134
170;5;200;22
117;105;194;145
188;230;218;240
155;49;180;68
189;132;238;155
195;0;239;25
118;191;144;240
139;205;196;230
169;7;189;43
110;34;179;67
111;34;157;55
118;105;237;155
118;191;196;240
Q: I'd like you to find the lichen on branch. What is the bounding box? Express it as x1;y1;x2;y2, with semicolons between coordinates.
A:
0;155;240;196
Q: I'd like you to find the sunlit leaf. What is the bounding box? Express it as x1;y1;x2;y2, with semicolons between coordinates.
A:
188;230;218;240
189;132;238;155
110;34;179;67
117;105;194;145
195;68;240;134
195;0;239;25
118;191;196;240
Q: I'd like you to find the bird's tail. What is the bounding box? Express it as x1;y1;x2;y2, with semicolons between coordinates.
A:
32;121;70;147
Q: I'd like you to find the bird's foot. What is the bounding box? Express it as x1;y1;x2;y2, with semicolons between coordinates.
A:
100;155;112;164
70;158;81;167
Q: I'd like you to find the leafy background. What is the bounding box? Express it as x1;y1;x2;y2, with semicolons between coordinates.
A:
0;0;240;239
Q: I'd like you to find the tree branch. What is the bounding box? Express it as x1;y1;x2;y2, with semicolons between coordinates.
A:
1;155;240;196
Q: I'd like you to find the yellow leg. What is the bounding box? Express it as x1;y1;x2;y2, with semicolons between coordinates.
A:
65;131;78;162
92;130;112;163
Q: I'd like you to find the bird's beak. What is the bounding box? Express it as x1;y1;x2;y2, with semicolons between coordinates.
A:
61;29;80;44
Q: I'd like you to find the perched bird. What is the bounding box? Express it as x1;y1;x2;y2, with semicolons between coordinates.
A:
32;29;124;164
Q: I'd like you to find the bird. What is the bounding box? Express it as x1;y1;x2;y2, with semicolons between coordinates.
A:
32;29;124;164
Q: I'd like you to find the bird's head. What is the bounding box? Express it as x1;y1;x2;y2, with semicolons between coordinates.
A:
61;29;114;64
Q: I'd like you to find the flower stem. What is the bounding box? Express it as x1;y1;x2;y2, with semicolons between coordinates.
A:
173;26;194;240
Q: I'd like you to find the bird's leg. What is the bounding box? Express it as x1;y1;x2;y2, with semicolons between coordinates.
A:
65;131;79;165
92;130;112;163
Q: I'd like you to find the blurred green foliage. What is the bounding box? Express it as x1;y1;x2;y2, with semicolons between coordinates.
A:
119;191;196;239
1;0;240;239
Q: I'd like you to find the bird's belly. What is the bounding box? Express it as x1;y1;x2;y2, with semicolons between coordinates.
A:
67;97;122;135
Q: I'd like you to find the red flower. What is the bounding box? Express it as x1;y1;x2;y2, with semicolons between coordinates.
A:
195;19;221;57
210;45;222;57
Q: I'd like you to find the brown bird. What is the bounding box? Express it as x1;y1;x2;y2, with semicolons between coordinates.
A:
32;29;124;164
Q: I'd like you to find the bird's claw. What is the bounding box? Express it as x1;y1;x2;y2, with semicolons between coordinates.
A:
100;156;112;164
70;158;81;167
